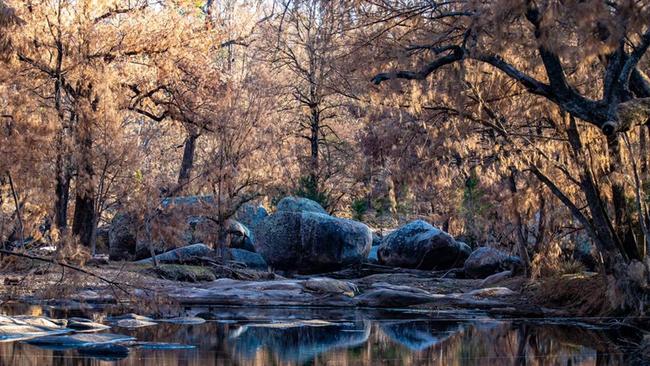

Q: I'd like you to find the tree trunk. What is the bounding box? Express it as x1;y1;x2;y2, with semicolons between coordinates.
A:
72;129;95;247
72;192;94;247
178;132;199;189
509;169;531;273
54;152;71;231
565;115;624;268
607;134;642;261
309;106;320;191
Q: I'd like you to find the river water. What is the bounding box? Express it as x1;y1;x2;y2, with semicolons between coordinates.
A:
0;304;642;365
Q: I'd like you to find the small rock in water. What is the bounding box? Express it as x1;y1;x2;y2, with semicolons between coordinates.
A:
133;342;197;350
156;317;206;325
78;343;130;360
245;320;336;329
67;317;110;332
106;313;154;322
115;319;157;328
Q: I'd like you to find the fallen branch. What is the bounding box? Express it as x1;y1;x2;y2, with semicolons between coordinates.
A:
0;249;132;294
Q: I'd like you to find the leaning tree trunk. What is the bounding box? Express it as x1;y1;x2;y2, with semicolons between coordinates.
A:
607;134;643;261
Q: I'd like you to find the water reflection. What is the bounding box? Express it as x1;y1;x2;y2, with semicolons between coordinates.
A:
0;305;640;365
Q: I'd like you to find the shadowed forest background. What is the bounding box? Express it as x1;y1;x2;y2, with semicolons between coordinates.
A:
1;0;650;319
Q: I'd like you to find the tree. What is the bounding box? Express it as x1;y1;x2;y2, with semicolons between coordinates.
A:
259;0;357;209
366;0;650;309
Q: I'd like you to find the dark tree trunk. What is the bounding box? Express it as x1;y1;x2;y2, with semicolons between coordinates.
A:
509;169;531;273
72;192;94;246
178;132;199;188
607;135;642;261
54;152;71;231
566;116;624;268
309;106;320;190
72;129;95;247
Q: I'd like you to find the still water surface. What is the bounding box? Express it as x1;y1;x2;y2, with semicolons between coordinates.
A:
0;305;640;365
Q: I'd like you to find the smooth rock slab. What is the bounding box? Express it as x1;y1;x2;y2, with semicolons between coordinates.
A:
0;316;71;343
114;319;158;328
66;318;110;332
156;317;206;325
26;333;136;349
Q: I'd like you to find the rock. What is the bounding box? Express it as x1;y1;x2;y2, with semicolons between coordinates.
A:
114;319;157;328
26;333;136;349
108;213;138;261
465;287;516;298
135;243;212;265
276;196;327;215
367;246;379;263
377;220;470;270
304;278;358;297
228;248;268;271
463;247;523;279
353;283;438;307
66;318;110;332
226;220;256;252
479;270;513;288
235;203;269;230
106;313;154;322
371;232;383;247
255;211;372;273
0;316;70;342
157;317;206;325
147;264;216;282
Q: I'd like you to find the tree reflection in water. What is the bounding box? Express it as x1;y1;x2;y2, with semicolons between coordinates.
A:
0;305;640;365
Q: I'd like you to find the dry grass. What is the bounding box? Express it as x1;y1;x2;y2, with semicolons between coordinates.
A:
529;273;611;316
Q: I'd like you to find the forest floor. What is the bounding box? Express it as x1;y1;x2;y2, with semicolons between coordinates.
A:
0;257;599;320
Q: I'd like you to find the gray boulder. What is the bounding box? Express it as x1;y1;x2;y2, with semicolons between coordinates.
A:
229;248;268;271
276;196;328;215
135;243;212;265
235;203;269;230
367;246;379;264
463;247;523;279
377;220;470;270
255;211;371;273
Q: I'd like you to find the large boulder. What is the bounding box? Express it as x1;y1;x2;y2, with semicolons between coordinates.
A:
109;195;257;260
228;248;268;271
377;220;470;270
255;211;372;273
135;243;213;265
276;196;328;215
463;247;523;279
235;203;269;230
